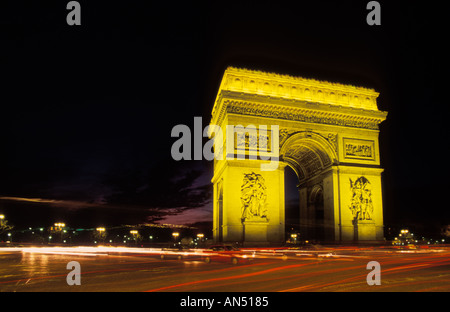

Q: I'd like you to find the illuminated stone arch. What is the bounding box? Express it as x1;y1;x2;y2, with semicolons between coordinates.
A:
210;67;387;245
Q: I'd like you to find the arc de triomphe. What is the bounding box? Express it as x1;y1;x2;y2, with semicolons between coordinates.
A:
210;67;387;245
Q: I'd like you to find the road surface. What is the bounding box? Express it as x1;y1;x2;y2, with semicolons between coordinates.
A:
0;246;449;292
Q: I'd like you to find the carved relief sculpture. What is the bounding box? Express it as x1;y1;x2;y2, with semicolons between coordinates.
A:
235;131;270;152
327;133;337;151
241;172;268;222
345;143;373;158
343;138;375;160
349;176;373;221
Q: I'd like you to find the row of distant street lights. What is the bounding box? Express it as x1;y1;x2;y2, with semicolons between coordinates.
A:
171;232;206;246
51;223;207;245
76;226;207;244
1;215;207;245
393;228;445;245
172;232;204;239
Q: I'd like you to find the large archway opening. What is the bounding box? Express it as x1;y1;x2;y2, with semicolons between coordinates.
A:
281;132;337;243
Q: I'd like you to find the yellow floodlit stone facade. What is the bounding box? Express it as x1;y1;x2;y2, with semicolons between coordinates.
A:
210;67;387;245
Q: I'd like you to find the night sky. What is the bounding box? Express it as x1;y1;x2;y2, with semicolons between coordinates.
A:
0;1;446;235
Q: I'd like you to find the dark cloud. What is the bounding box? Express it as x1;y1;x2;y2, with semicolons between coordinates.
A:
102;159;213;222
0;159;213;227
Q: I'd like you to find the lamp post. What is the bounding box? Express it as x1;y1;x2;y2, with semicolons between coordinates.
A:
172;232;180;246
95;227;107;244
54;222;65;229
196;233;204;247
290;233;298;244
130;230;140;245
0;214;14;242
0;214;4;232
52;222;66;243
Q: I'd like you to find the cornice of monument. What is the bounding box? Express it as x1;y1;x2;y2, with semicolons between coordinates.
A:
224;98;385;130
210;67;387;130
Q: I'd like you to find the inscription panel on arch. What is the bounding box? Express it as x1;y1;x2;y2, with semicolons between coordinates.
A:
343;138;375;161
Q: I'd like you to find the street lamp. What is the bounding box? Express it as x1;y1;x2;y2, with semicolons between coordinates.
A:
95;227;107;244
196;233;204;246
54;222;65;230
52;223;66;243
129;230;140;246
291;233;298;244
172;232;180;245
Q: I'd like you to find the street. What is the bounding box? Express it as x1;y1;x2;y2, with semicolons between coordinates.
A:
0;246;449;292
